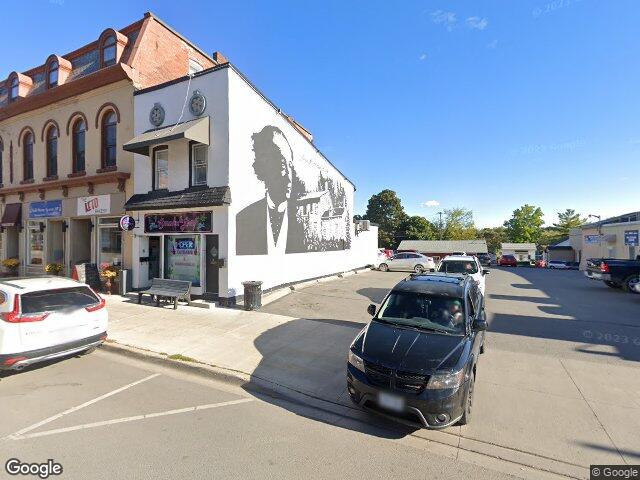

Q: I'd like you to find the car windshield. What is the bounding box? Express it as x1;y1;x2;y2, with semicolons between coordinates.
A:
21;287;100;314
375;291;466;334
438;260;478;274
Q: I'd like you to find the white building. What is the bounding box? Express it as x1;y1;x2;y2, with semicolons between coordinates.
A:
500;243;537;262
123;64;377;305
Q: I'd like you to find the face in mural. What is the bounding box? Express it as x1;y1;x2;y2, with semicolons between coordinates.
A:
236;125;352;256
251;128;293;206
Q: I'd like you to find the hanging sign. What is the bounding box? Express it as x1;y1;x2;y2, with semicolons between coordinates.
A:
119;215;136;231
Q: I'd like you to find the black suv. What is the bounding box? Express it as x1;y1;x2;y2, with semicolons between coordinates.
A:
347;273;487;429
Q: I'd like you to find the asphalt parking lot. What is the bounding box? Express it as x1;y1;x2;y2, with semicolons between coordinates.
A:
262;267;640;478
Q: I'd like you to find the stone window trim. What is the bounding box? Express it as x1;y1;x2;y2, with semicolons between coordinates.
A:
18;126;36;147
65;111;89;136
40;119;61;142
94;102;121;129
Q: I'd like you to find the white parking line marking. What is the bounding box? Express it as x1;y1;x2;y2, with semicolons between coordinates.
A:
12;398;254;440
5;373;160;440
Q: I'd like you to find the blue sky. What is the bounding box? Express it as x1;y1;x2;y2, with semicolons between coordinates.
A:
2;0;638;227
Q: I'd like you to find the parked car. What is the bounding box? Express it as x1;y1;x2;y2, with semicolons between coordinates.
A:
547;261;569;270
378;252;436;273
498;255;517;267
347;273;487;429
0;277;107;370
585;257;640;293
437;255;489;295
476;254;492;266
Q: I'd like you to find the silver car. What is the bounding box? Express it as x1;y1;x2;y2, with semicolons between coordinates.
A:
378;252;436;273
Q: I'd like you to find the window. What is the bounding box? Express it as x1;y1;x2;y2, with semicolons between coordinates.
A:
99;217;122;266
191;144;207;186
153;148;169;189
9;77;18;101
23;132;34;180
102;35;117;67
48;61;58;88
21;287;100;314
72;119;86;173
46;126;58;177
438;260;479;274
188;58;203;75
101;111;117;168
0;138;3;185
28;221;44;265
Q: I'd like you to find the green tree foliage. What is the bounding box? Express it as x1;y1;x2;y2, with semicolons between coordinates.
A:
503;204;545;243
479;226;506;253
442;208;477;240
553;209;586;236
398;215;435;241
365;189;406;248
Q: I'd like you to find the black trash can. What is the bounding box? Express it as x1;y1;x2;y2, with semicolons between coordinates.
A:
242;281;263;311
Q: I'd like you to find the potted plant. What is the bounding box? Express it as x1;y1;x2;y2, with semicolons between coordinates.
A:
100;264;118;295
45;263;64;276
2;258;20;276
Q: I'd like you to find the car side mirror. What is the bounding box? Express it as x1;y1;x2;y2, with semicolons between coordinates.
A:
472;319;488;331
367;304;377;316
483;269;490;275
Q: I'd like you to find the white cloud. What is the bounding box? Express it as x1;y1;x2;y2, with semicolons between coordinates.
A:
431;10;457;31
419;53;427;61
422;200;440;207
466;16;489;30
486;39;498;49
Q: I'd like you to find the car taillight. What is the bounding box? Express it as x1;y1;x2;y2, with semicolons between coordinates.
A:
600;262;610;273
1;294;49;323
85;296;106;312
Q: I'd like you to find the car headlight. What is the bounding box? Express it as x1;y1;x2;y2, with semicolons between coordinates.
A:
348;350;365;373
426;369;466;390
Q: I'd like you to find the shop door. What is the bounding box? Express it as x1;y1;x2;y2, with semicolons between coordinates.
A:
205;235;219;296
148;237;161;281
70;219;92;267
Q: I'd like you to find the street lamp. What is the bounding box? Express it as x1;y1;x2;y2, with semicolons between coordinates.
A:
588;214;603;258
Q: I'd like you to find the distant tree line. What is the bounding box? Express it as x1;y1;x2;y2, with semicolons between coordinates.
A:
356;189;586;251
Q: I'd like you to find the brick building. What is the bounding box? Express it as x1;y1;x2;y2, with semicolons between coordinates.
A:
0;12;223;277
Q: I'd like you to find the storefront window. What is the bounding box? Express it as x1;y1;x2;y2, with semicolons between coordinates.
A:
99;217;122;266
154;148;169;190
164;235;201;287
28;221;44;265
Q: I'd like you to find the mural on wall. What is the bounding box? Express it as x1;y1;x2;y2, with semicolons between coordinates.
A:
236;125;351;255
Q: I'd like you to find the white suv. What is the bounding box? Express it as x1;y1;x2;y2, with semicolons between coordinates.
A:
0;277;107;371
437;255;489;295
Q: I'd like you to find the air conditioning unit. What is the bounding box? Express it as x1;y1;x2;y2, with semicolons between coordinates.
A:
356;220;370;231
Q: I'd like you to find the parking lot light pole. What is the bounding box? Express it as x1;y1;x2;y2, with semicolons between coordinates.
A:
588;214;603;258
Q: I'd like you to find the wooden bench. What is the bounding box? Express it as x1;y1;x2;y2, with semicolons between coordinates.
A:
138;278;192;309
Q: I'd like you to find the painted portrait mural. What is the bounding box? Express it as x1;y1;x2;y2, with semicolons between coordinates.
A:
236;125;351;255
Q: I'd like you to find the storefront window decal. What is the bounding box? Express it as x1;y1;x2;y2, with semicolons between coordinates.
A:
144;212;212;233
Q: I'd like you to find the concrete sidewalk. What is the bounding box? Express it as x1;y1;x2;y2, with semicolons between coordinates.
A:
104;268;640;480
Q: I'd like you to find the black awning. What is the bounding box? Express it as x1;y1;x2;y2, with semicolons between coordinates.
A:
1;203;22;227
124;186;231;211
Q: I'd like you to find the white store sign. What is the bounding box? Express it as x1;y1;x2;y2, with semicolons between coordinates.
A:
77;195;111;216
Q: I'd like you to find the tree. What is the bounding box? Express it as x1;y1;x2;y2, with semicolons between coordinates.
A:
442;208;476;240
398;215;435;241
553;209;586;237
365;189;406;248
503;204;545;244
479;226;506;253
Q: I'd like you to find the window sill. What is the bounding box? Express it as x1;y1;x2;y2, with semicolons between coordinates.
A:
43;175;59;182
20;179;35;185
97;166;117;174
68;171;86;178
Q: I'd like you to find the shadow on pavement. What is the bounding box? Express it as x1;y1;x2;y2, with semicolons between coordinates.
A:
243;317;419;440
356;287;390;304
576;441;640;462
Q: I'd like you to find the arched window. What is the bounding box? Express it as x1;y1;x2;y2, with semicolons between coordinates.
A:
48;61;59;88
9;77;18;101
101;111;117;168
72;118;86;173
46;125;58;177
102;35;117;67
23;131;34;180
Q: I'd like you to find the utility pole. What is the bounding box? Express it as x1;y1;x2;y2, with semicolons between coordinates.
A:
437;211;443;240
588;214;602;258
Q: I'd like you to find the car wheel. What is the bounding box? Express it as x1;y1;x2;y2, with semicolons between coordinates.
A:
414;264;425;274
623;275;640;294
604;281;622;289
379;263;389;272
458;372;474;426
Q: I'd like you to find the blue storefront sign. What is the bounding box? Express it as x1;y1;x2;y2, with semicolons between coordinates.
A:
624;230;639;246
29;200;63;218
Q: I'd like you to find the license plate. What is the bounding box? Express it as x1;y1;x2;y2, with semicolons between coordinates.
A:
378;392;405;412
585;271;602;280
